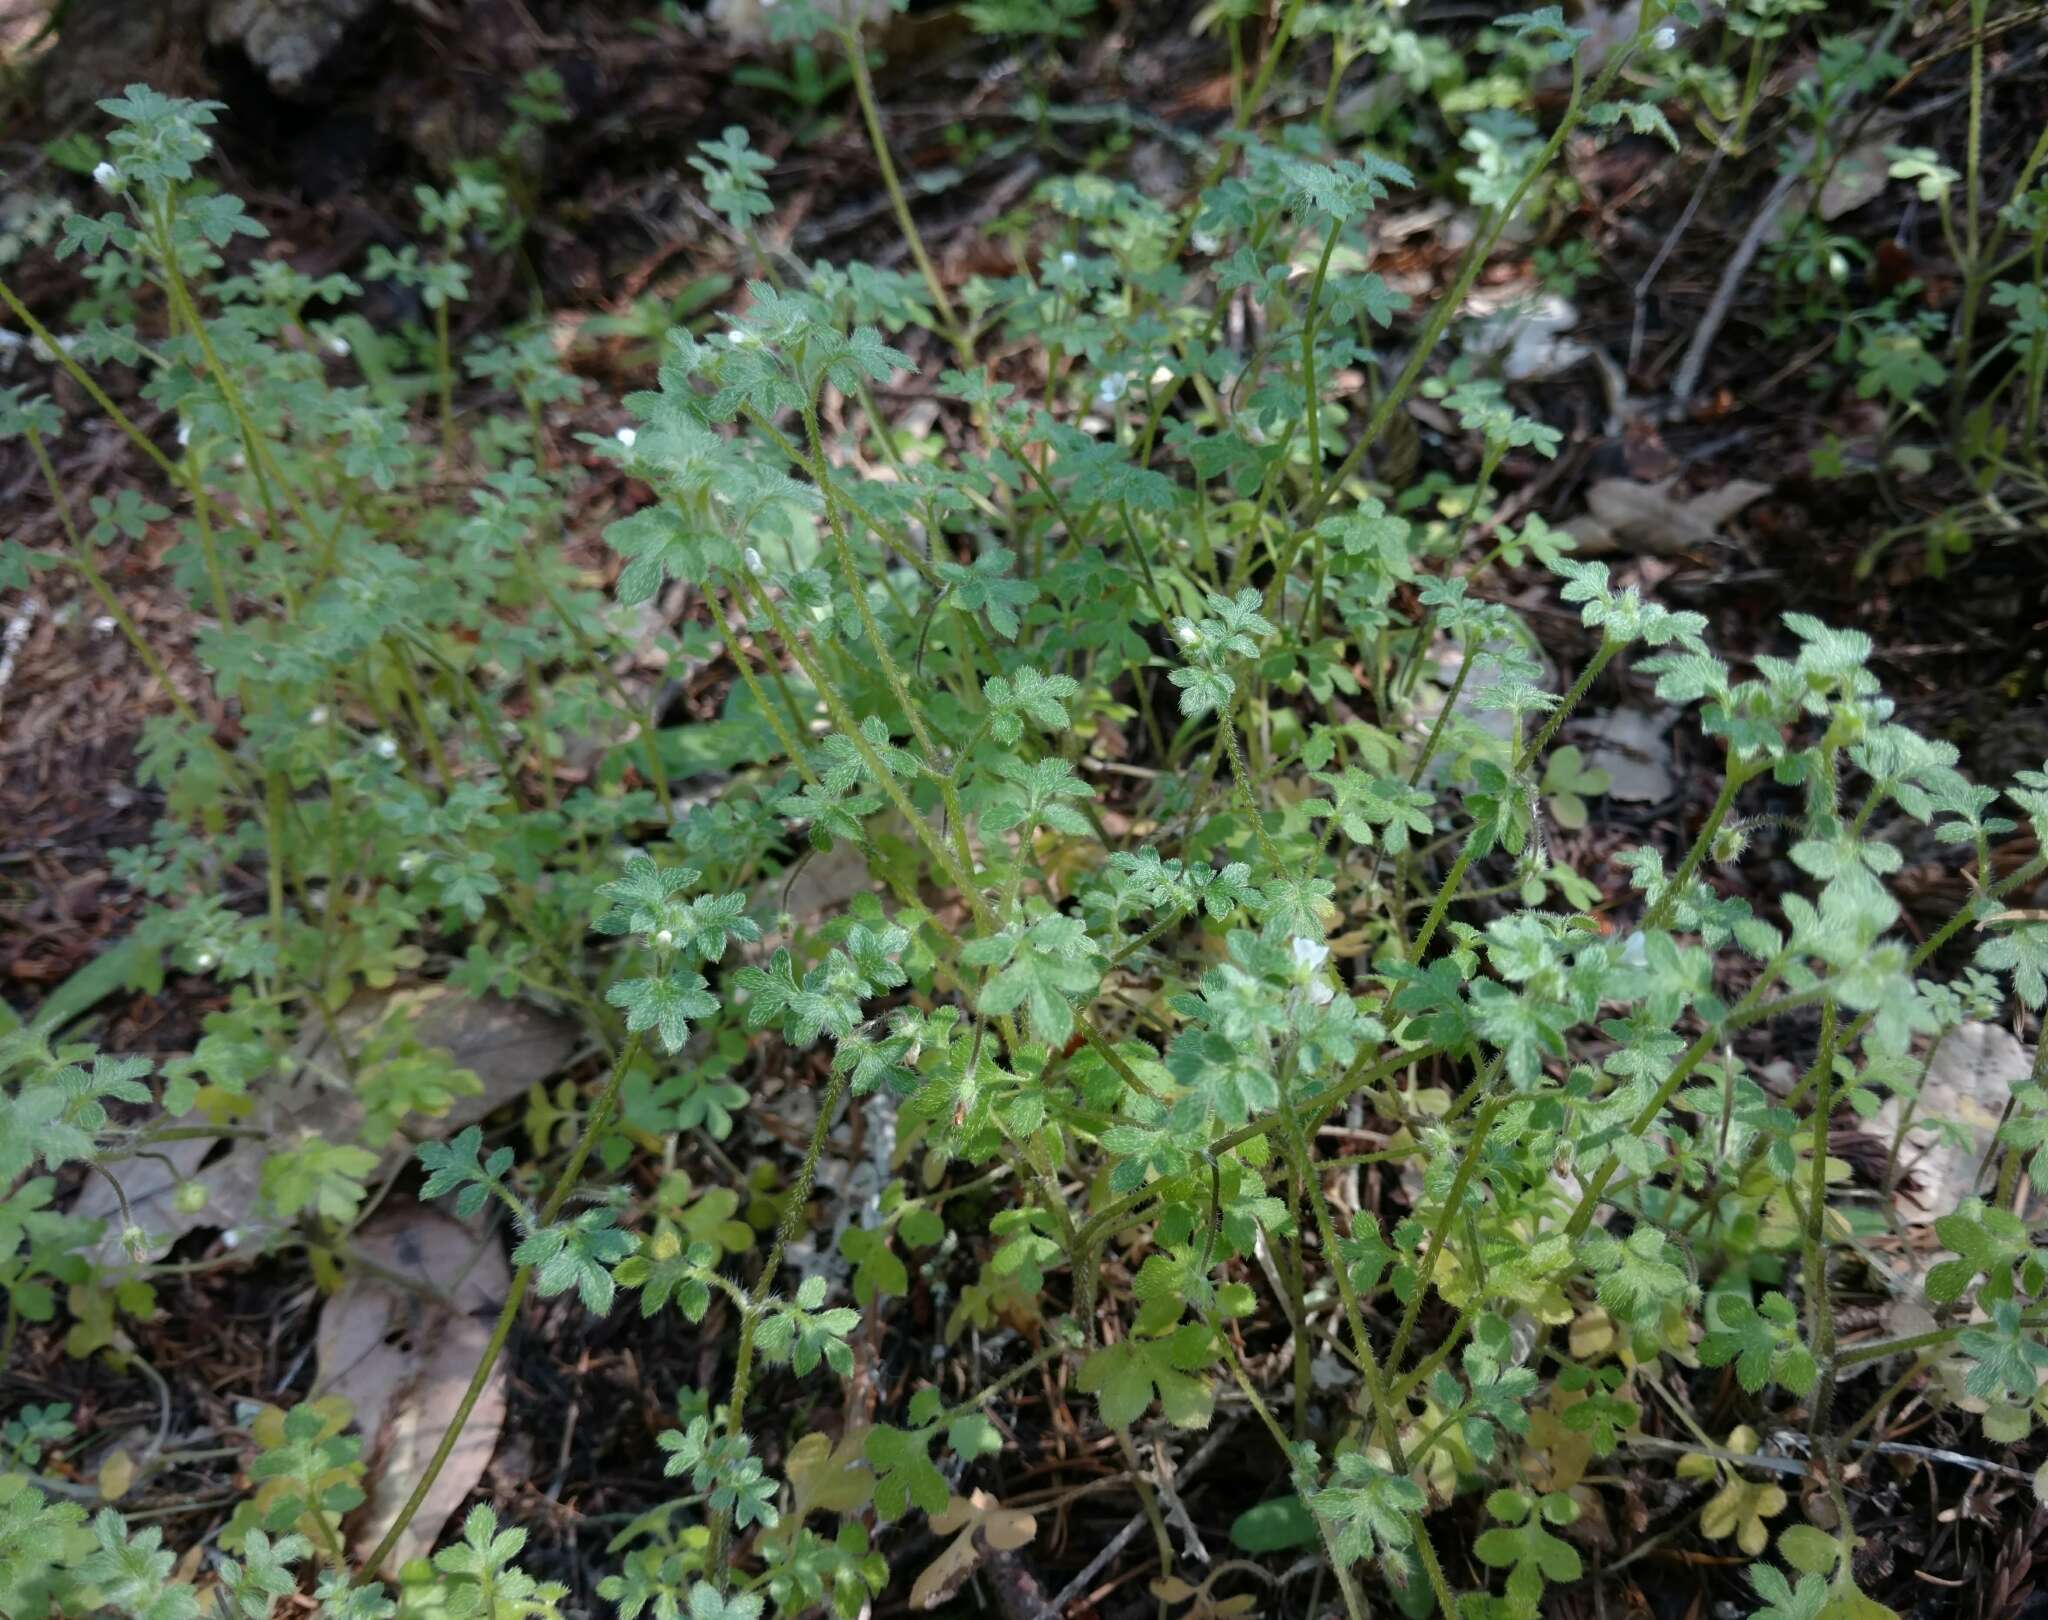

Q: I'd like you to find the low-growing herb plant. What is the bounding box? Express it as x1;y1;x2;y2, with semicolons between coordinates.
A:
3;5;2045;1620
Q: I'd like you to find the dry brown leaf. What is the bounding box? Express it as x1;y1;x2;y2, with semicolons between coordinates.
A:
1814;143;1892;222
1577;707;1679;805
1565;476;1770;557
1469;293;1591;382
74;988;575;1264
909;1490;1037;1611
1878;1021;2031;1230
316;1209;511;1574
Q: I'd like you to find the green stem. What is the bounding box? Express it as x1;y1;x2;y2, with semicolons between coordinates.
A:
1214;1329;1370;1620
1300;217;1343;510
1516;638;1616;770
839;24;961;343
0;276;185;483
1161;0;1308;265
1948;0;1991;431
1285;1118;1459;1620
1387;1084;1508;1373
1639;759;1753;934
24;428;246;790
1798;999;1855;1546
1303;50;1597;526
707;1069;849;1583
1219;711;1284;871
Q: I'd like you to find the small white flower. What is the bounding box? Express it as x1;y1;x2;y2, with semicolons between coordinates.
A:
372;733;398;759
176;422;192;448
1175;622;1199;646
1094;371;1129;408
1652;23;1678;48
654;928;675;948
309;706;328;725
615;425;637;449
194;949;218;970
1057;251;1078;271
91;614;115;634
93;160;121;191
1308;978;1335;1007
726;327;756;347
398;852;425;875
744;546;766;576
221;1227;242;1251
1291;935;1331;972
325;334;351;358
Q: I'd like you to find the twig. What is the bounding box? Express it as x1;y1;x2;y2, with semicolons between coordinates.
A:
1152;1434;1211;1564
1047;1421;1238;1612
1666;166;1801;412
1631;148;1721;372
1624;1432;2037;1484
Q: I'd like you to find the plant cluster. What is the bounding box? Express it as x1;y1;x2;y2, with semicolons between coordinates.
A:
3;4;2046;1620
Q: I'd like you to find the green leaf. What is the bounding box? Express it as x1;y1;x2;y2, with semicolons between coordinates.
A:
981;666;1079;746
865;1424;948;1522
1308;1451;1425;1570
607;970;720;1054
838;1226;908;1306
1075;1325;1215;1428
512;1208;637;1314
416;1125;516;1221
1229;1495;1320;1553
968;915;1101;1046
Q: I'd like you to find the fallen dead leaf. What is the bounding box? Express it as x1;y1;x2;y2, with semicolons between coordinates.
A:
1878;1021;2031;1230
1816;143;1893;222
910;1490;1038;1611
1469;293;1591;382
74;988;576;1265
1564;476;1769;556
316;1208;511;1574
1576;708;1679;804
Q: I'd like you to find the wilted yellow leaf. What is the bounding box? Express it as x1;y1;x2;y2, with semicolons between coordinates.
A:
97;1448;136;1501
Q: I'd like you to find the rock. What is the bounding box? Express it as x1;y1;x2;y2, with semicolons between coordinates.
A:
208;0;383;95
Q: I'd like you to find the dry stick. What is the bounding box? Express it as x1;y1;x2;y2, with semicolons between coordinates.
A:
353;1033;645;1582
1630;148;1723;373
1047;1422;1239;1613
1111;1424;1176;1615
1666;166;1801;414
